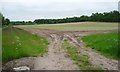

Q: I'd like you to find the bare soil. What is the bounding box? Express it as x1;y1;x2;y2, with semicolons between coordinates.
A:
33;34;79;70
3;27;118;70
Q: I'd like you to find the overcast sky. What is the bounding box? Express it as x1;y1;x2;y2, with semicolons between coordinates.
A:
0;0;119;21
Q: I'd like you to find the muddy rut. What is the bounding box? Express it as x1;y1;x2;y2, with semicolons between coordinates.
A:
4;27;118;70
33;34;79;70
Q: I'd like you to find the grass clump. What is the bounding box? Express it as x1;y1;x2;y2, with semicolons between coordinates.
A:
82;32;119;59
63;40;102;70
2;26;49;62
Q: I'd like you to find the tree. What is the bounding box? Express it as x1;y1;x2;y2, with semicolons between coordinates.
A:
0;13;10;26
33;10;120;24
4;18;10;25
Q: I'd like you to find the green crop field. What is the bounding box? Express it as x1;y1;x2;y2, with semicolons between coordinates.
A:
18;22;118;31
81;32;119;59
2;26;49;62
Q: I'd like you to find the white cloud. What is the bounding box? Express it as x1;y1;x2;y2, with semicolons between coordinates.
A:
0;0;119;21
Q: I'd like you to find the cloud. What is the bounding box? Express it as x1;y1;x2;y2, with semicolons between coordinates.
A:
0;0;119;21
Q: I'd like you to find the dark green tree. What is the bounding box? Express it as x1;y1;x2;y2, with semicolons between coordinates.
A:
4;18;10;25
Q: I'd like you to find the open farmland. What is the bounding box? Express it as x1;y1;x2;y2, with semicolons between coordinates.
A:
3;22;118;70
17;22;118;31
1;0;120;71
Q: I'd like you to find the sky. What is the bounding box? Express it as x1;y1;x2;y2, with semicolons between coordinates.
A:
0;0;119;21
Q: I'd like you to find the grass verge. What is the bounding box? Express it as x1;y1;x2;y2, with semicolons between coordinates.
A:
63;39;102;70
81;32;119;59
2;26;49;62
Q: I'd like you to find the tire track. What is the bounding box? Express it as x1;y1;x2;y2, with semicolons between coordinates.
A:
64;33;118;70
33;34;79;70
6;27;118;70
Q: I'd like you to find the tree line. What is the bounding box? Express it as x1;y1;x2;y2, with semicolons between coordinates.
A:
1;10;120;25
11;21;33;25
34;10;120;24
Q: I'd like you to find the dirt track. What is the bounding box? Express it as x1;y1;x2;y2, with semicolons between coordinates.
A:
63;33;118;70
34;34;79;70
19;27;118;70
3;27;118;70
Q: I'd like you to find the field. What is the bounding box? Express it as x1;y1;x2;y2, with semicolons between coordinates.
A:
2;26;49;62
18;22;118;31
3;22;118;70
82;32;119;59
19;22;119;59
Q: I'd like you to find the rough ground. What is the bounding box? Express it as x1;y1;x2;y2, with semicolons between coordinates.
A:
2;57;35;70
3;27;118;70
34;34;79;70
63;33;118;70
